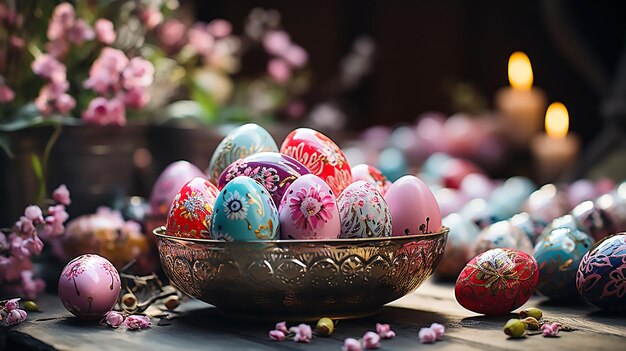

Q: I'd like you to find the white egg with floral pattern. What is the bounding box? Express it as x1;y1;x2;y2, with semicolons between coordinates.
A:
279;174;341;240
337;181;392;239
211;176;279;241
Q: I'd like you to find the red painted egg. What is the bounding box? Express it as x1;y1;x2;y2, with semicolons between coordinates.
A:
351;164;391;196
455;248;538;315
166;177;219;239
280;128;352;195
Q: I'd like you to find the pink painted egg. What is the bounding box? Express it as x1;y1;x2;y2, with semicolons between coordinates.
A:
384;175;442;236
350;164;391;195
337;181;392;238
279;174;340;240
58;254;121;319
455;248;539;315
166;177;219;239
280;128;353;196
149;161;205;217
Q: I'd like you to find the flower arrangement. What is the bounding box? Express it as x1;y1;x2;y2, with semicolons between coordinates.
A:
0;185;70;299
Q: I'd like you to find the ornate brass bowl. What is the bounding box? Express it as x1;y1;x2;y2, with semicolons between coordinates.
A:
154;227;448;321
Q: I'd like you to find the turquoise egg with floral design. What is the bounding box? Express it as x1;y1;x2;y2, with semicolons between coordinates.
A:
533;227;594;300
207;123;279;184
210;176;279;241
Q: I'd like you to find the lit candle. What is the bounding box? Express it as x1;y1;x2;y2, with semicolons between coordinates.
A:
495;52;548;147
531;102;580;182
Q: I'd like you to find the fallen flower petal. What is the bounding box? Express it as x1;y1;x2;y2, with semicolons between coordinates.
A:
269;330;286;341
105;311;124;328
292;323;312;343
124;315;151;330
419;327;437;344
363;331;381;349
4;298;21;312
376;323;396;339
541;323;561;337
430;323;445;340
6;309;27;325
275;321;288;333
342;338;363;351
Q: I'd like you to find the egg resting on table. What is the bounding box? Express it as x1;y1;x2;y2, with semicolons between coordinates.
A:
279;174;341;240
207;123;279;184
166;177;219;239
455;248;538;315
337;181;392;238
58;254;121;319
211;176;279;241
384;175;442;236
280;128;352;196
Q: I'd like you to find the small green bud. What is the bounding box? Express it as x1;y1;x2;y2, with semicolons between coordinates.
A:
519;307;542;320
23;301;40;312
504;319;526;338
316;317;334;336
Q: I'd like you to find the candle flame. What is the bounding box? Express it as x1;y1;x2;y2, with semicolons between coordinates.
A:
545;102;569;139
508;51;533;90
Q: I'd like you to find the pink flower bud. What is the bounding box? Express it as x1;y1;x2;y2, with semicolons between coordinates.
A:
290;324;312;343
52;185;71;206
363;331;381;349
122;57;154;90
275;321;288;333
6;309;27;325
54;94;76;115
418;327;437;344
68;19;95;44
24;206;43;222
123;86;150;109
375;323;396;339
342;338;363;351
139;8;163;30
105;311;124;328
124;315;151;330
283;45;308;68
541;322;561;337
5;298;20;312
94;19;116;45
0;84;15;103
430;323;445;340
263;31;291;56
207;19;232;38
268;330;285;341
267;59;291;83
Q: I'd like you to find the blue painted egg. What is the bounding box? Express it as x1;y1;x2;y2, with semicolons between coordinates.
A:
488;176;536;220
459;198;497;229
536;215;580;244
436;213;481;280
509;212;544;245
576;233;626;311
337;181;392;239
207;123;279;184
210;176;279;241
533;227;594;300
471;220;534;258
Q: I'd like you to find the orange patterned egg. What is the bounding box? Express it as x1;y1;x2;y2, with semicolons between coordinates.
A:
280;128;352;195
166;177;219;239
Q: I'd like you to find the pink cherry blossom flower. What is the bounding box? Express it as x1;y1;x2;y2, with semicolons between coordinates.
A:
6;308;27;325
42;204;69;237
263;31;291;56
139;8;163;30
187;24;214;55
268;59;291;83
67;19;94;44
0;84;15;103
363;331;381;349
9;35;25;49
51;3;75;29
122;57;154;90
290;324;312;343
24;206;43;222
84;47;129;94
541;323;561;337
418;327;437;344
19;270;45;300
54;93;76;115
94;19;116;45
10;234;30;259
430;323;445;340
207;19;232;38
158;19;186;51
52;185;71;205
268;330;286;341
104;311;124;328
275;321;288;333
283;45;308;68
14;217;35;237
288;186;336;230
82;97;127;126
123;86;150;109
124;315;151;330
46;39;70;58
22;237;44;256
342;338;363;351
4;298;20;312
375;323;396;339
31;54;67;83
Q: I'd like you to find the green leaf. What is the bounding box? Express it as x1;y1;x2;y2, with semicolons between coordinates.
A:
0;133;13;158
31;154;46;203
191;83;217;124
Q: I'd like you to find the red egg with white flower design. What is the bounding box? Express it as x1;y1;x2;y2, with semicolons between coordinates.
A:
279;174;341;240
58;254;121;320
280;128;352;196
166;177;219;239
455;248;539;316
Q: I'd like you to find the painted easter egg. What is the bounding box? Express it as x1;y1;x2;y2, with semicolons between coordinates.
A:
595;192;626;235
509;212;544;245
337;181;392;239
455;248;539;315
211;176;279;241
576;233;626;311
470;220;534;258
489;176;536;221
571;200;615;242
207;123;279;184
279;174;340;240
533;227;594;300
280;128;352;195
384;175;442;236
523;184;570;226
58;254;121;319
536;215;580;244
166;177;219;239
351;164;391;195
150;161;205;217
436;213;481;280
459;198;497;229
218;152;310;207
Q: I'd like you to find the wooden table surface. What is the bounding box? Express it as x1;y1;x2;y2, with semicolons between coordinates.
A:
4;280;625;351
